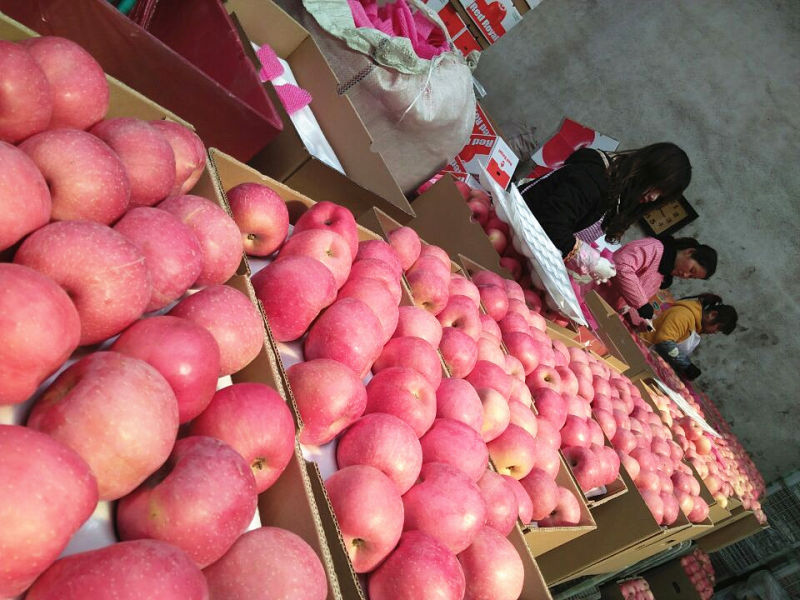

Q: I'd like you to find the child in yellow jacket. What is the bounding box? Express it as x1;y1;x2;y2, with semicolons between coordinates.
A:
641;294;738;380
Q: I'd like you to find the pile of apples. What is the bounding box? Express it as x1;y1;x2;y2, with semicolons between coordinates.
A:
628;334;766;522
680;548;715;600
1;36;330;599
616;577;654;599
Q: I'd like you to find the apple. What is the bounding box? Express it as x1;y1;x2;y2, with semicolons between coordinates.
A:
487;228;508;254
523;289;542;312
336;413;422;494
687;497;710;523
349;258;402;304
294;200;359;260
439;327;479;378
504;356;526;384
20;128;130;224
355;239;403;278
277;229;352;289
458;526;524;600
476;387;511;442
373;335;442;389
487;423;537;480
640;489;665;524
0;425;97;598
635;470;663;494
630;447;658;473
466;360;512;399
15;220;149;345
561;415;592;448
519;467;559;521
368;530;465;600
508;399;538;438
480;313;503;339
159;194;243;286
203;527;326;600
499;311;532;337
0;264;80;405
325;465;404;573
556;365;580;396
587;418;606;447
476;470;518;535
527;364;563;394
476;334;507;367
420;418;488;483
251;255;336;342
90;117;175;207
149;119;206;195
539;486;582;526
25;540;208;600
596;444;621;485
435;377;484;433
406;267;450;314
169;284;262;376
661;492;681;525
532;388;568;429
563;445;602;491
111;315;219;423
437;294;482;340
394;305;443;346
22;36;108;130
114;206;203;311
27;351;178;500
0;41;52;143
449;274;481;307
337;276;399;343
365;367;437;437
0;141;50;251
388;226;422;270
501;332;540;376
225;182;289;256
612;428;638;454
117;436;257;568
499;256;522;279
593;408;618;441
188;383;295;493
509;377;534;408
478;284;509;321
402;462;487;554
468;199;490;225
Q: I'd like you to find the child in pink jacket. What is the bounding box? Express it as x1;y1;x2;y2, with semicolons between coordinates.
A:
598;236;717;326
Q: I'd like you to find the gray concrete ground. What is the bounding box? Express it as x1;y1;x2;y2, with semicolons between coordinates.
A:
474;0;800;483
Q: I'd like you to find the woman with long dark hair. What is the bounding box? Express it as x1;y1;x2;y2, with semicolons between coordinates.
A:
519;142;692;282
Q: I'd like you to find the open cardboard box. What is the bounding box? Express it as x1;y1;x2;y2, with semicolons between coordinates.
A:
640;558;705;600
409;175;509;276
696;510;765;552
210;149;553;600
0;0;283;160
224;0;415;224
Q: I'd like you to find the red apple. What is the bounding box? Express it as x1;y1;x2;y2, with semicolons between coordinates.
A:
0;425;98;598
437;294;482;340
499;256;522;279
402;462;487;554
508;399;538;438
560;415;592;448
563;445;602;491
169;284;262;376
159;194;243;286
519;467;559;521
449;274;481;307
407;267;450;314
468;199;490;225
612;428;638;454
294;200;359;260
325;465;404;573
635;469;663;494
27;351;178;500
337;276;399;343
535;418;562;450
336;413;422;494
487;423;537;480
188;383;295;493
0;264;80;405
476;334;507;368
478;284;509;320
225;182;289;256
421;418;489;482
687;497;710;523
458;526;524;600
661;492;680;525
523;289;542;312
436;377;484;433
587;418;606;447
539;486;582;526
466;360;512;399
349;258;402;304
533;388;568;429
355;239;403;277
25;540;208;600
114;206;203;311
439;327;479;378
251;255;336;342
365;367;437;437
509;377;533;408
287;358;367;446
477;470;518;535
373;336;442;389
502;332;541;376
15;220;149;345
112;315;219;423
0;41;52;143
277;228;352;289
0;141;50;250
480;313;503;339
149;120;206;195
593;407;618;441
487;228;508;254
499;311;532;336
394;304;443;346
640;489;665;524
388;226;422;271
90;117;175;207
527;364;563;394
20;128;130;224
368;530;465;600
203;527;326;600
22;36;108;130
477;387;511;442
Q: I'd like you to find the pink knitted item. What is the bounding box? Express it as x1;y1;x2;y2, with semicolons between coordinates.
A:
256;44;284;81
274;83;313;115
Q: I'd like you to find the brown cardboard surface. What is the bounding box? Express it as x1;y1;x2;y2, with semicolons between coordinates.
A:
642;559;703;600
507;525;555;600
696;511;765;552
226;0;415;223
409;175;508;275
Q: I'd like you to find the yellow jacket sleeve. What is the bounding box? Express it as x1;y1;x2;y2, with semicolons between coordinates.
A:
645;304;697;344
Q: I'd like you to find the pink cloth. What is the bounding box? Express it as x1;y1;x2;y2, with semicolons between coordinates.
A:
256;45;313;115
347;0;449;60
598;238;665;325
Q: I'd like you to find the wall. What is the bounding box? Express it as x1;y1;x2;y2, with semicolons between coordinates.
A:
473;0;800;482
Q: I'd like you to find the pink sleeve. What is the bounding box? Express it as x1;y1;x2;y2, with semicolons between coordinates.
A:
611;240;661;310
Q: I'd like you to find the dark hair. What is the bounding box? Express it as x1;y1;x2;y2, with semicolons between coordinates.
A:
673;237;717;278
684;294;738;335
602;143;692;241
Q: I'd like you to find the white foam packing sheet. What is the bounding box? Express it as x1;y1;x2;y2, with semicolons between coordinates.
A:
651;377;721;438
252;43;345;175
1;288;259;564
479;166;587;326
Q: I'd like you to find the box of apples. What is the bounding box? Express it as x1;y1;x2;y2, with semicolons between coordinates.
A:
0;15;351;599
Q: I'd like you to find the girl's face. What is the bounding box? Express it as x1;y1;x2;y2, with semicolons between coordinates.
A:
672;249;707;279
701;311;721;334
639;188;662;203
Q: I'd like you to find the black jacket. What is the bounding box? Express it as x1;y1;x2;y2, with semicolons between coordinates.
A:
520;148;609;257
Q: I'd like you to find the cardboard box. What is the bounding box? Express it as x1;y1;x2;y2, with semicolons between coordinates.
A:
456;0;529;45
421;0;483;57
410;176;509;276
226;0;415;224
0;0;283;161
456;104;520;189
695;510;765;552
641;558;704;600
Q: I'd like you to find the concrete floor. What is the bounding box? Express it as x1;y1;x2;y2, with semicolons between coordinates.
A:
474;0;800;483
